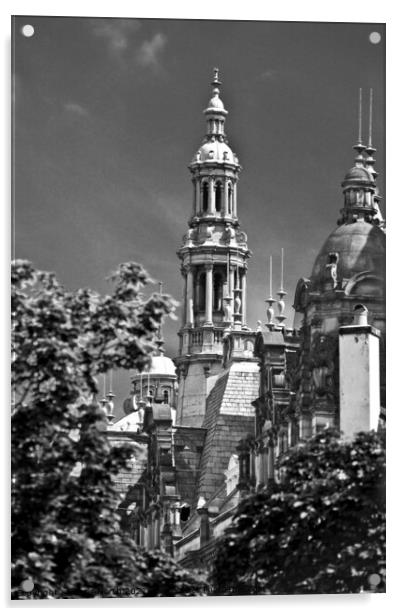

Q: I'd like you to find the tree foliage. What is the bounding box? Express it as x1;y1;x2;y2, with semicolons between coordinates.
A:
11;260;204;599
211;428;385;595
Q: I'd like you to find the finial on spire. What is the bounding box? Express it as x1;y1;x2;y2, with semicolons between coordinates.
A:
358;87;363;145
368;88;373;148
265;255;276;330
353;88;366;167
212;67;221;86
276;249;287;329
105;369;115;425
156;281;165;354
365;88;378;180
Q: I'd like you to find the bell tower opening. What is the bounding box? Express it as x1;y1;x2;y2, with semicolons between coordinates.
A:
202;182;208;212
215;181;222;213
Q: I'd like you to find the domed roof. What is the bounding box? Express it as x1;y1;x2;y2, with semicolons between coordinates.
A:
343;165;374;184
310;220;385;290
192;140;238;165
206;93;225;110
147;354;176;377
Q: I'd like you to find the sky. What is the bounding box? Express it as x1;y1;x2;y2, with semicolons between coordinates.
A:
12;16;385;415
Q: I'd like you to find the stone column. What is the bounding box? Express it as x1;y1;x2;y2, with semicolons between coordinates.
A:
254;449;261;486
195;177;200;215
154;513;161;549
208;176;215;214
267;439;275;487
181;267;187;327
186;266;194;326
223;178;229;217
241;270;247;326
260;445;267;486
192;179;197;216
233;182;238;217
229;265;235;300
205;263;213;325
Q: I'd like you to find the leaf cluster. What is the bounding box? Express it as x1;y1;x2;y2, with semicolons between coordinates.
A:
11;260;203;599
211;428;385;595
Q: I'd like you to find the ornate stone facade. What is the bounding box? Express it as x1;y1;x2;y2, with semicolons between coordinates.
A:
106;77;385;568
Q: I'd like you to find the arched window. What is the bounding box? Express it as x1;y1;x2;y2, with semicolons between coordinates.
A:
202;182;208;212
215;182;222;212
163;390;169;404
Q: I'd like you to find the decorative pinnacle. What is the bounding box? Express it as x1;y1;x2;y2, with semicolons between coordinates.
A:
265;296;276;330
365;88;378;180
212;67;221;87
157;281;164;347
276;289;287;328
265;255;276;330
276;248;287;328
353;88;366;167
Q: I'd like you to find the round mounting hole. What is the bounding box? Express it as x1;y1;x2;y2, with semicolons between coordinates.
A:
21;24;35;38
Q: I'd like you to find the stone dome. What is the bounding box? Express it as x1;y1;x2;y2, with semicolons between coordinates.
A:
192;140;238;164
310;220;385;291
147;354;177;376
206;94;225;110
343;165;374;184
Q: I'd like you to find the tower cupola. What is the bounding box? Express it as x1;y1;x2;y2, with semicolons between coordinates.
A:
175;68;251;427
203;68;228;138
189;69;241;221
339;89;382;226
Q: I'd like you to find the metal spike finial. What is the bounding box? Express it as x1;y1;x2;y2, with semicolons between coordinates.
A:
353;88;366;167
157;280;164;349
105;369;115;425
368;88;373;148
365;88;378;180
212;67;221;86
276;248;287;329
265;255;276;330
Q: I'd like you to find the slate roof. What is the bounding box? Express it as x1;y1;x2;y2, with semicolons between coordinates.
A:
196;363;259;508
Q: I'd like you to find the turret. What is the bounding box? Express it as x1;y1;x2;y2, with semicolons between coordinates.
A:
175;69;251;427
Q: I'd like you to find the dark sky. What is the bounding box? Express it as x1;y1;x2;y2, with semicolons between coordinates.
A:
12;17;385;414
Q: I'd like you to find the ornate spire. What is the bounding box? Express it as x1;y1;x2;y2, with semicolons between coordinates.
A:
265;256;276;330
364;89;384;228
156;281;165;356
106;369;115;425
275;248;287;329
353;88;366;167
339;89;381;226
204;67;228;138
365;88;377;179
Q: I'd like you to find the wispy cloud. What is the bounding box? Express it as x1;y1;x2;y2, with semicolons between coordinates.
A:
63;102;89;117
89;18;140;55
259;69;277;80
136;33;167;72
